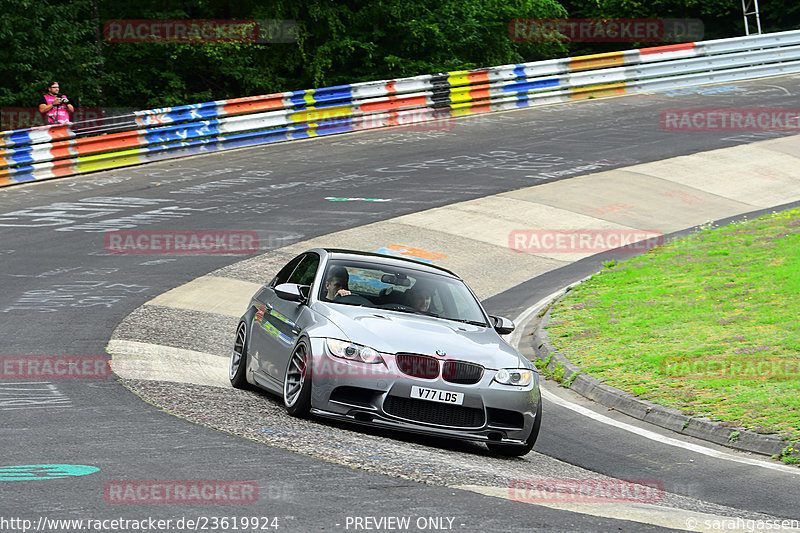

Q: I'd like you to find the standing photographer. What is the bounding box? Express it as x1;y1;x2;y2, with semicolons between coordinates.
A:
38;81;74;125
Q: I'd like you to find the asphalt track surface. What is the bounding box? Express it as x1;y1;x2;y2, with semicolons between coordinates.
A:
2;76;800;532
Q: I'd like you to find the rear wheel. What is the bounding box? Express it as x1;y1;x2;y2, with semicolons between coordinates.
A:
284;339;312;417
487;399;542;457
229;321;250;389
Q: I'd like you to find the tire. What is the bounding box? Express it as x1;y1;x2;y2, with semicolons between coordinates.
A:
229;321;251;389
283;339;312;417
487;399;542;457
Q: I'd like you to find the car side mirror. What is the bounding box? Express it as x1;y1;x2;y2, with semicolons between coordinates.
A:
275;283;307;303
490;315;515;335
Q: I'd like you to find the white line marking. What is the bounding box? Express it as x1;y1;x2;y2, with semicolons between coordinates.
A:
455;484;800;532
539;388;798;474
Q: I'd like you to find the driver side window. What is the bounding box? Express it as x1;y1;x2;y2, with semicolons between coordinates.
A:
271;254;304;287
287;254;320;286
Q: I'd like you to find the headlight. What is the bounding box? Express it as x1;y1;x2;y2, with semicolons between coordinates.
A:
326;339;383;364
494;368;533;386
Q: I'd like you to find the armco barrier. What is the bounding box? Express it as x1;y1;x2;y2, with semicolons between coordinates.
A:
4;29;800;187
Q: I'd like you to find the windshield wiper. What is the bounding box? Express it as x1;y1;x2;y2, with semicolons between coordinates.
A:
446;318;488;327
384;305;439;318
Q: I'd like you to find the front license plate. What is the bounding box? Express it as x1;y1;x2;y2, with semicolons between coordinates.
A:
410;386;464;405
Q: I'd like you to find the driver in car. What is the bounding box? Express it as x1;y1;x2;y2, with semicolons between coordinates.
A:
406;283;433;312
324;266;351;300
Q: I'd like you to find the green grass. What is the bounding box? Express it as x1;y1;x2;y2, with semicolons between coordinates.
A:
546;208;800;461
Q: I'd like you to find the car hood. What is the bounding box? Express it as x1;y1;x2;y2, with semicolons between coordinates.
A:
316;303;524;369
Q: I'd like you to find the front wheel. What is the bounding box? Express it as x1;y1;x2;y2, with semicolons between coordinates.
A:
283;339;312;417
230;321;251;389
487;399;542;457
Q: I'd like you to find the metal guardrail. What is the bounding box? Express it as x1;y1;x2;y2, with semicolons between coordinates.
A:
3;29;800;187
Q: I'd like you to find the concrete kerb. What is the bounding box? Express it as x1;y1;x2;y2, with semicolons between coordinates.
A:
521;288;790;458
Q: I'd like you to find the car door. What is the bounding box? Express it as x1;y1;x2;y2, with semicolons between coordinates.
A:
259;252;320;383
249;253;305;384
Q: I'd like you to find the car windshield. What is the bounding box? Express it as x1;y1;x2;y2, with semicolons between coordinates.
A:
318;259;488;326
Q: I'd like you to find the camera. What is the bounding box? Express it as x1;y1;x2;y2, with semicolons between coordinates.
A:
59;95;69;103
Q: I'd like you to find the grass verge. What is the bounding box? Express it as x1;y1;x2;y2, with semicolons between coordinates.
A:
546;208;800;463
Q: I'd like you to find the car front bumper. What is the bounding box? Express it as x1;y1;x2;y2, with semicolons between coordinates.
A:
307;338;540;445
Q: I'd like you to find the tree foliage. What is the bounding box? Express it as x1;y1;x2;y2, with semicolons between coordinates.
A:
279;0;568;87
1;0;798;114
0;0;101;109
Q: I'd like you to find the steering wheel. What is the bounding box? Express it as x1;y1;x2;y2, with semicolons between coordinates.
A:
333;294;373;306
378;302;417;311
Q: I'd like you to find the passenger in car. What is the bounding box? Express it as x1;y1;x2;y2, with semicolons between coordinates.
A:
324;266;351;300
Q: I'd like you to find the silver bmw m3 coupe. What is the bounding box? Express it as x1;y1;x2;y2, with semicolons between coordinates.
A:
230;248;541;456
